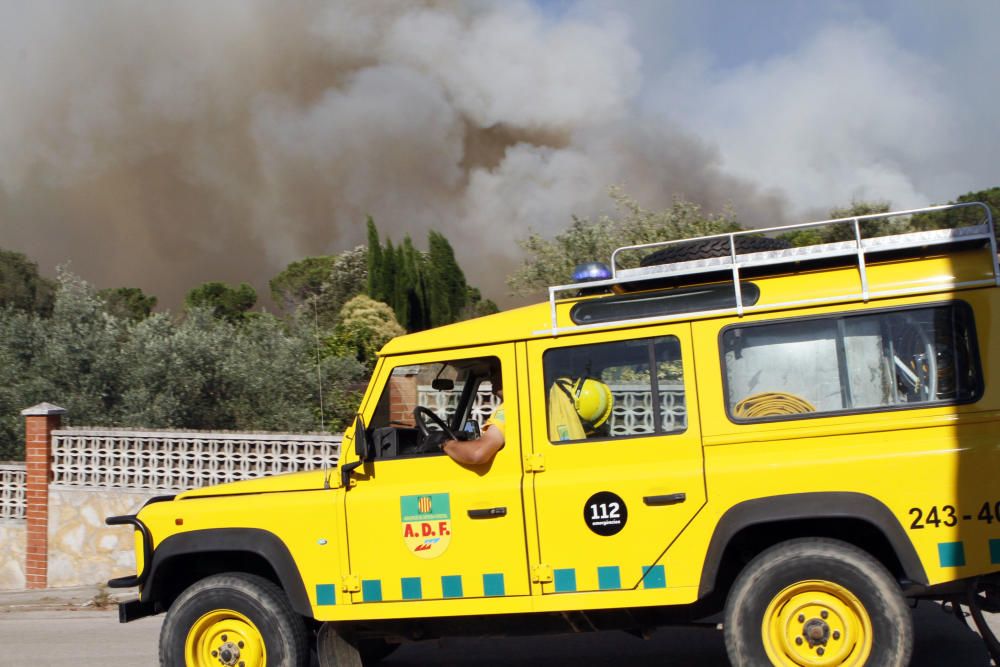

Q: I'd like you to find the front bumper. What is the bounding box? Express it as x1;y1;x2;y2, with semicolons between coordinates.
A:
105;514;153;589
117;597;158;623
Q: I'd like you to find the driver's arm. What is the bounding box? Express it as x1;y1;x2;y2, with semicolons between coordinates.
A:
442;424;504;466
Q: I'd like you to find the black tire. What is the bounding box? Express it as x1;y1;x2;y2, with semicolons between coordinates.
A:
640;235;790;267
159;572;310;667
723;538;912;667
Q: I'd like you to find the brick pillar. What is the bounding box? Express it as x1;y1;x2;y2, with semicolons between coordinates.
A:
388;375;418;426
21;402;66;590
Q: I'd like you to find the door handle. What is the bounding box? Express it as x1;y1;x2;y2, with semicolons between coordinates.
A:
643;493;686;506
468;507;507;518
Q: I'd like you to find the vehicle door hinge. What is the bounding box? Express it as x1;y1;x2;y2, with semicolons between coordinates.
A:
524;453;545;473
341;574;361;593
531;564;553;584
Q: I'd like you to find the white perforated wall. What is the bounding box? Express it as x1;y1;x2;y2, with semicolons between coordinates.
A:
419;384;686;435
0;464;26;521
51;430;341;491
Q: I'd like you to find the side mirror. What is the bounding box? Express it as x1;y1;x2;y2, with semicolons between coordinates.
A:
343;415;369;489
354;415;371;461
461;419;481;440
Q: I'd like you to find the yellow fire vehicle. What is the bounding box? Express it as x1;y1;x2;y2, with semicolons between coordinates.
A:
109;202;1000;666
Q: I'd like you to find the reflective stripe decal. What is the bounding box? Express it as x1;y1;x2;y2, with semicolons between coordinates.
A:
597;566;621;590
401;577;423;600
316;584;336;606
642;565;666;589
938;541;966;568
483;573;505;596
338;564;673;604
553;568;577;592
441;575;464;598
362;579;383;602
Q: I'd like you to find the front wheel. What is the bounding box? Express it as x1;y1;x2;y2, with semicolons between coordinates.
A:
159;572;310;667
724;538;912;667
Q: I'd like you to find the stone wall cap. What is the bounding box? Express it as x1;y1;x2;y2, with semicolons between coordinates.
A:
21;402;68;416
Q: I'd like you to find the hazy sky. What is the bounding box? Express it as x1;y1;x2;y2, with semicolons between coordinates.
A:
560;0;999;209
1;1;996;307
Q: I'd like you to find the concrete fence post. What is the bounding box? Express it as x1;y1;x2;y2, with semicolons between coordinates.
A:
21;402;66;590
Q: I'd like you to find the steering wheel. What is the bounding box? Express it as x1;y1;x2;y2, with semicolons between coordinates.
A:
413;406;458;441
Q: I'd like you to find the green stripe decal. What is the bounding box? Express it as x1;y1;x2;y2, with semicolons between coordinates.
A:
401;577;422;600
483;573;505;596
316;584;336;606
597;566;621;590
990;539;1000;565
441;575;463;598
362;579;383;602
553;569;577;592
938;541;966;568
642;565;666;589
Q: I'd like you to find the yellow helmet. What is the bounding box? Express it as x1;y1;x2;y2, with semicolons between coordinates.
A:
557;377;613;430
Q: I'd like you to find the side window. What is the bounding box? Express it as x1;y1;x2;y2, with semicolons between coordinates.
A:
723;303;981;421
543;336;685;443
369;357;501;459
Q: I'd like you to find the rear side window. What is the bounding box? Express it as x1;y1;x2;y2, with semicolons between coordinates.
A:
543;336;686;443
722;303;981;421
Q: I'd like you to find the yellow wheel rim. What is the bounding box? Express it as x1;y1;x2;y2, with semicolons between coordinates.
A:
185;608;266;667
762;580;873;666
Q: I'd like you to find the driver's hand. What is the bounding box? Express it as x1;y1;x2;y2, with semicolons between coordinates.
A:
420;431;449;453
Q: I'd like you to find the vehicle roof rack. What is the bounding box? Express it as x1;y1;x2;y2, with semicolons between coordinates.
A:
541;202;998;336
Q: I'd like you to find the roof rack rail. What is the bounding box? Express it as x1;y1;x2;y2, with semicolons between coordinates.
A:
542;202;998;336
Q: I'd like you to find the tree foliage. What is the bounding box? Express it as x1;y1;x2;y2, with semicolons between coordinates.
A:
462;287;499;320
307;246;368;329
365;219;479;331
269;256;337;312
366;217;384;302
325;294;405;370
185;281;257;322
909;186;1000;237
507;188;740;295
427;231;468;327
0;272;366;459
779;200;894;246
98;286;157;321
0;249;56;315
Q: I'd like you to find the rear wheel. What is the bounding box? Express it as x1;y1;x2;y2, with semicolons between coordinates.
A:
724;538;912;667
160;572;310;667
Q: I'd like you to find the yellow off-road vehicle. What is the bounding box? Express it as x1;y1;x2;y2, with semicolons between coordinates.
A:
109;203;1000;666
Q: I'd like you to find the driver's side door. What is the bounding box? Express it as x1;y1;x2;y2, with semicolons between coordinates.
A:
343;345;530;604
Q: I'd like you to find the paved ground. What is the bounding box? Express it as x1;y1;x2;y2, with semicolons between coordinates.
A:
0;602;995;666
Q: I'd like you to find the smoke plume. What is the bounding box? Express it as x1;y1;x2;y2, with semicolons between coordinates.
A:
0;1;787;307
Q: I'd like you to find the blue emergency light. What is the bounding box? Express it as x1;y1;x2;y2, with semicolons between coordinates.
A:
571;262;612;283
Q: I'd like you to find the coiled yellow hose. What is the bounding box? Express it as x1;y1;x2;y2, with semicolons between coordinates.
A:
733;392;816;418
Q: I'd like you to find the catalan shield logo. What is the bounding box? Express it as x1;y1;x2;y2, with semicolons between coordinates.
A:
401;493;452;559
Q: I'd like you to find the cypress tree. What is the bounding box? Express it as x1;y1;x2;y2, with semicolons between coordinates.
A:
379;238;396;312
398;237;426;331
391;241;407;326
365;217;383;301
427;231;468;327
